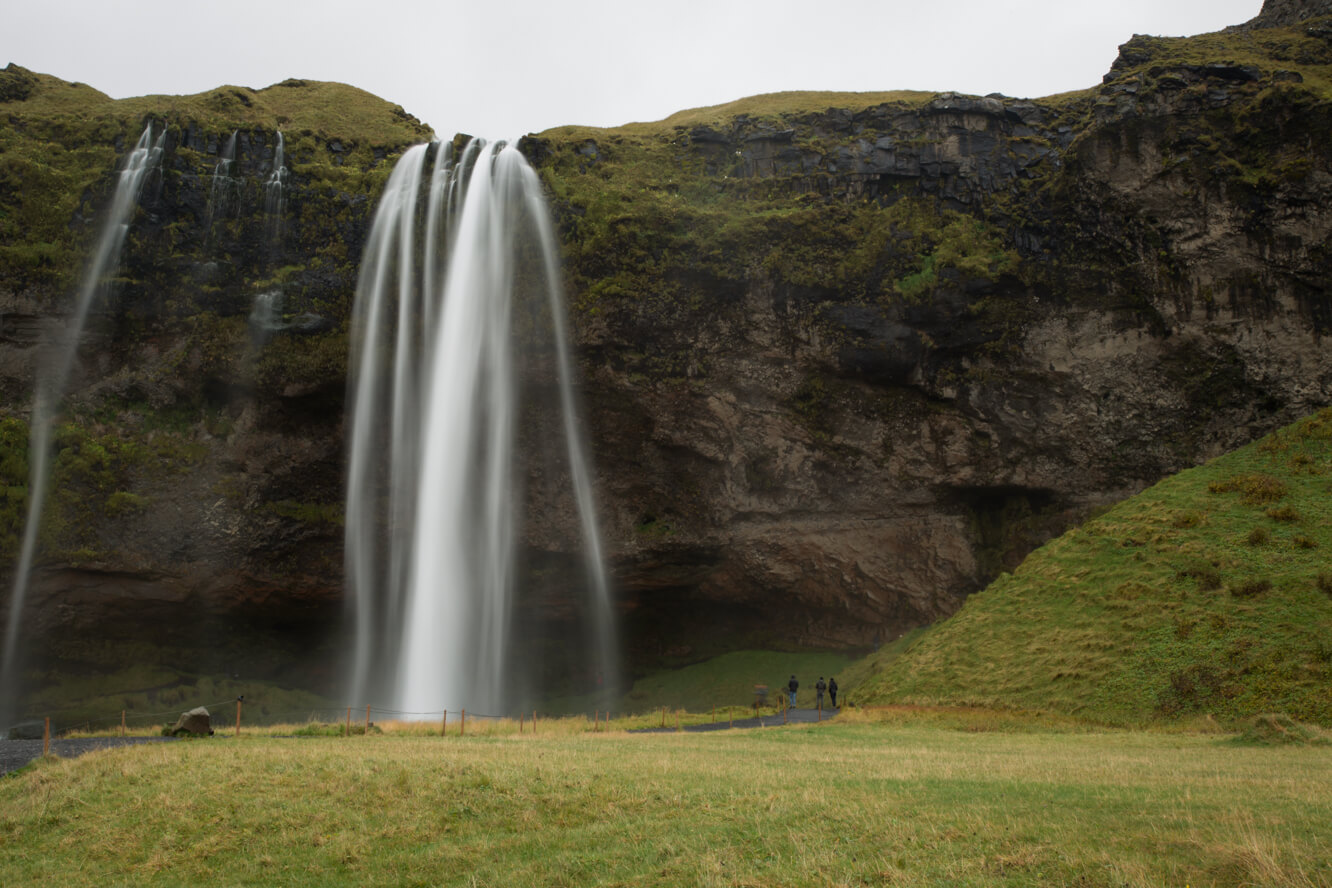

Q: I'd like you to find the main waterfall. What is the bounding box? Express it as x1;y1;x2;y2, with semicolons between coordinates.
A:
345;139;615;716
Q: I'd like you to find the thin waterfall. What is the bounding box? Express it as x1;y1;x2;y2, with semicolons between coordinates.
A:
264;131;287;242
345;139;616;716
0;125;165;726
248;289;284;345
205;130;239;241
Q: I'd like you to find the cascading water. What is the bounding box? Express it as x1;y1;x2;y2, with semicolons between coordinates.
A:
264;131;287;241
345;139;616;716
0;125;165;725
248;289;284;346
205;130;239;238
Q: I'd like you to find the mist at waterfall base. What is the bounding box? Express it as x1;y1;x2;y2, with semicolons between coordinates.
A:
345;139;618;717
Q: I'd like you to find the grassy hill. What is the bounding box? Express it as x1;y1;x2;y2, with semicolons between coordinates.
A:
848;408;1332;726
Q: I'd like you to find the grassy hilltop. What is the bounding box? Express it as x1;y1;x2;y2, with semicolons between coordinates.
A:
0;63;430;297
847;408;1332;726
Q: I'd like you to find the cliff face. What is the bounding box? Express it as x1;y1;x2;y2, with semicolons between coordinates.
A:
539;9;1332;658
1;1;1331;698
1250;0;1332;27
0;69;427;692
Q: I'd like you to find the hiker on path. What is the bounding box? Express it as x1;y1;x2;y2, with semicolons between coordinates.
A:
815;677;827;709
829;677;839;708
787;675;798;707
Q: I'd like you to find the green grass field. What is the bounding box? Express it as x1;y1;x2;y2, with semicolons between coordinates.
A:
3;712;1330;887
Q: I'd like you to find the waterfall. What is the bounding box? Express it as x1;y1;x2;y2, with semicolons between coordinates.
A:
248;289;284;345
264;131;287;241
345;139;616;716
205;130;239;238
0;125;165;726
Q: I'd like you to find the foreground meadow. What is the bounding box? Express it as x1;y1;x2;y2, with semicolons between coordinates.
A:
2;713;1329;887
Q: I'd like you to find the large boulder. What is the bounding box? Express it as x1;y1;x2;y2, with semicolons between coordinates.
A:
168;707;213;737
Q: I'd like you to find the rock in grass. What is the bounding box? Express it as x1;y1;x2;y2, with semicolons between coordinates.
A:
168;707;214;737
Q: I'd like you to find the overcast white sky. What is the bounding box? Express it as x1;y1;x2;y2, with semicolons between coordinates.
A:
6;0;1261;139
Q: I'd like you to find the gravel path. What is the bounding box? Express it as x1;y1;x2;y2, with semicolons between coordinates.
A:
0;737;176;776
634;706;840;733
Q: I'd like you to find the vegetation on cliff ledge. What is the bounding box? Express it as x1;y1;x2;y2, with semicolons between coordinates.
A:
0;63;429;297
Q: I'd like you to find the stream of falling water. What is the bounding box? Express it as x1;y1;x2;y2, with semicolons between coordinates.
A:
264;131;286;242
0;125;164;726
344;139;615;716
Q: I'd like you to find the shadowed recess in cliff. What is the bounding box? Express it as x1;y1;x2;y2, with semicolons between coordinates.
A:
344;139;617;716
0;125;164;729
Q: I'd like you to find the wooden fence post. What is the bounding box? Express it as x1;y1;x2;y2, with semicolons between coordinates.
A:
346;707;351;737
365;704;371;736
441;710;448;737
594;710;599;732
235;697;242;737
519;712;524;734
461;709;466;737
121;710;126;738
43;717;50;757
532;711;537;734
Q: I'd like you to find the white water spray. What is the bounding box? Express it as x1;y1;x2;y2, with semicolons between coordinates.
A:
345;140;615;715
0;125;164;722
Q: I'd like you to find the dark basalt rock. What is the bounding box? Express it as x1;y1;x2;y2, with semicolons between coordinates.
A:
1251;0;1332;27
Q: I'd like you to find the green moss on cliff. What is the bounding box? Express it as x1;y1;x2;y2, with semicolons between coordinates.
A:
0;63;428;303
546;90;937;140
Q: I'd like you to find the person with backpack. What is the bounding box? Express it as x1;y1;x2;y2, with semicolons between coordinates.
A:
815;677;827;709
787;674;799;707
828;676;839;708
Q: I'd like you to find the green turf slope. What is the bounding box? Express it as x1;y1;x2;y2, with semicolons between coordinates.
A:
851;408;1332;726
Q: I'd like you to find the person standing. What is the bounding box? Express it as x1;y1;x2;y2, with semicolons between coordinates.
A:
787;674;799;707
828;676;839;708
815;677;827;709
